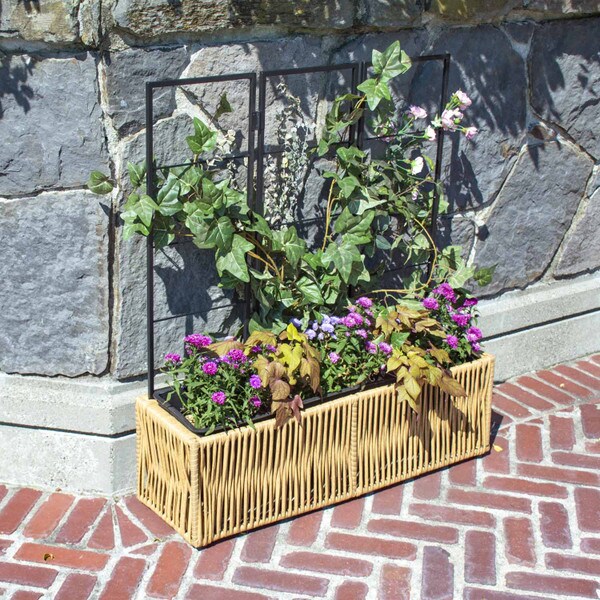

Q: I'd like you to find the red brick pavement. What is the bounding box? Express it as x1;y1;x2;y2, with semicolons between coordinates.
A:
1;354;600;599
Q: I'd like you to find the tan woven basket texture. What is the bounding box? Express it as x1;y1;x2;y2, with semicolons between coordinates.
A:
136;353;494;547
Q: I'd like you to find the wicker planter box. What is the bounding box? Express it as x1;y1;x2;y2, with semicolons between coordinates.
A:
136;353;494;547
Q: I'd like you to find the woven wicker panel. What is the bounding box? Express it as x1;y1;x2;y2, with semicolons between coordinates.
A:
136;400;197;541
355;353;494;493
136;353;494;547
193;394;355;547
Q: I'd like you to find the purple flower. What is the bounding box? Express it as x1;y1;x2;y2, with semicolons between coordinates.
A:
433;283;456;302
202;361;218;375
249;395;262;408
250;345;262;354
318;332;325;341
471;342;482;353
330;316;341;325
379;342;393;355
164;353;181;365
226;349;247;363
290;317;302;328
345;312;364;327
306;329;317;340
184;334;212;350
321;322;335;334
328;352;341;364
365;341;378;354
249;374;262;389
356;296;373;309
211;391;226;405
466;327;482;342
445;335;459;349
451;313;471;327
422;297;439;310
463;298;478;308
265;344;277;353
355;329;368;339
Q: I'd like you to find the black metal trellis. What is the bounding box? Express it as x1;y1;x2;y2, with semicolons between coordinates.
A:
145;53;451;398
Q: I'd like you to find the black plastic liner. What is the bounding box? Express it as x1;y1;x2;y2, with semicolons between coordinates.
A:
154;375;394;437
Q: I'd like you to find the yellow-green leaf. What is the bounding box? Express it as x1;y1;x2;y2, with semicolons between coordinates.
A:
438;374;468;397
403;374;422;400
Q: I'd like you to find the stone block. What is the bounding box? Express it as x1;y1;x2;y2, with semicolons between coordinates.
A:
0;191;110;376
473;139;592;295
359;0;422;27
0;0;81;45
521;1;600;18
427;0;518;21
102;46;190;136
409;25;528;211
555;188;600;277
0;52;108;196
530;17;600;159
112;0;354;39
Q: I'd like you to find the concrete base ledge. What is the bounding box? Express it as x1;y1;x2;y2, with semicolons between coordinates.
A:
0;273;598;494
478;274;600;381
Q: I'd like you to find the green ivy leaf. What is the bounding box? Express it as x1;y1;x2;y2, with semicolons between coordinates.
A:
338;175;361;198
296;276;325;305
372;41;412;83
127;162;146;189
201;178;224;207
282;226;306;269
357;78;391;111
214;92;233;121
123;221;149;239
215;234;254;283
205;216;235;250
156;176;182;216
185;210;212;248
137;195;159;228
87;171;113;195
448;262;476;289
186;117;217;154
473;265;496;287
323;241;363;283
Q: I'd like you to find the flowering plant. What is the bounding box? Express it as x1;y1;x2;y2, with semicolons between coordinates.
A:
164;334;269;434
163;284;483;430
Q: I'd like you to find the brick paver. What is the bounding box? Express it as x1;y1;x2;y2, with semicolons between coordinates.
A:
0;353;599;599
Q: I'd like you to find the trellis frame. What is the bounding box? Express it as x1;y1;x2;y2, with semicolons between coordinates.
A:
144;52;452;398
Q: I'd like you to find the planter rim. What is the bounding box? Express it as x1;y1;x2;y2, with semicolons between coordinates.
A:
150;352;494;442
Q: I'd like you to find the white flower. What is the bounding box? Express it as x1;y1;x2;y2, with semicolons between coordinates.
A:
441;108;462;131
409;105;427;120
464;126;478;140
424;125;436;141
454;90;472;110
411;156;424;175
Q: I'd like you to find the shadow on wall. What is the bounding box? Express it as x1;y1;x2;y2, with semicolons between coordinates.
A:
0;54;34;120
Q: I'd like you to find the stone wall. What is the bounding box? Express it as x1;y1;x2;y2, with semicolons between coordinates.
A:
1;1;599;492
